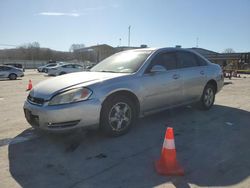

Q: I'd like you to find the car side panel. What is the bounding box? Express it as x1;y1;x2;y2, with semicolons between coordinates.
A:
138;70;182;112
180;66;207;102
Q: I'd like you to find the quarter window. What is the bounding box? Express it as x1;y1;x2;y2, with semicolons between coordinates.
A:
196;55;208;66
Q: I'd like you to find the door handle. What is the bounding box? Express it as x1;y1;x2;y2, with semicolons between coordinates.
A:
173;74;180;79
200;70;205;75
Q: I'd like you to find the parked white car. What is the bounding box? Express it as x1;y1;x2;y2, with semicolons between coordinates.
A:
47;63;84;76
37;62;66;73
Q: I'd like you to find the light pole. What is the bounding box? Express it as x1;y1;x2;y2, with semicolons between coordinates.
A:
128;25;131;47
196;37;199;48
119;38;121;47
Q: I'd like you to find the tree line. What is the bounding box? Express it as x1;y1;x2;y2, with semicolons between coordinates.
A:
0;42;86;61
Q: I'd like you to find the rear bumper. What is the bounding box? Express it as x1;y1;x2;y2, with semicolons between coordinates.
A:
216;75;224;93
18;73;24;77
23;98;101;132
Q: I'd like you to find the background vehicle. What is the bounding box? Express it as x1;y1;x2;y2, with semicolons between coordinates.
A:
24;48;223;136
4;63;25;72
37;62;65;73
47;63;84;76
0;65;24;80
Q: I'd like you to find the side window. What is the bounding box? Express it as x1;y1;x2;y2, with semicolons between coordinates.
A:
2;66;11;71
75;65;82;69
48;63;56;67
63;65;72;68
0;66;3;71
150;53;177;71
177;52;199;68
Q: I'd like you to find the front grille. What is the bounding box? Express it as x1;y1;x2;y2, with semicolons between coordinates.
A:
28;95;45;105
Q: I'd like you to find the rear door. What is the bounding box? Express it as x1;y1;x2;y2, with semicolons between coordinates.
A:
140;52;183;112
73;64;83;72
62;64;74;73
176;51;207;102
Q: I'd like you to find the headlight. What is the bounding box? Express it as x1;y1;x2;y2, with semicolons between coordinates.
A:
49;88;92;106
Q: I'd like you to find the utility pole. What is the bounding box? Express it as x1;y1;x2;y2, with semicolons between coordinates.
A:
119;38;121;47
128;25;131;47
196;37;199;48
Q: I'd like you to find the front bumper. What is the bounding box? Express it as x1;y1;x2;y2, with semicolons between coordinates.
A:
23;98;101;132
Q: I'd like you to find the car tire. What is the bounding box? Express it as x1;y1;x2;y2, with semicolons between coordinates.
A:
100;95;136;137
59;72;66;75
9;73;17;80
199;83;215;110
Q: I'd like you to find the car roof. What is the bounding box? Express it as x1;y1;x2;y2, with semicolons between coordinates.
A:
0;65;14;68
128;47;201;54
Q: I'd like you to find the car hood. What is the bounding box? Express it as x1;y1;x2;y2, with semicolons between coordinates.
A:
30;71;128;100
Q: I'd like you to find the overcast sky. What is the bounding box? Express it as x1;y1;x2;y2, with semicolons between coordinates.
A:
0;0;250;52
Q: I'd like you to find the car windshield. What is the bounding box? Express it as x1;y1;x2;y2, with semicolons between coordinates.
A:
91;50;152;73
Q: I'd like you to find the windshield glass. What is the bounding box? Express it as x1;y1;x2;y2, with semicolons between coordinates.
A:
91;50;152;73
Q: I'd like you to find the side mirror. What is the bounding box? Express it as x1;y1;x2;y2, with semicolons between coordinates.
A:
150;65;166;73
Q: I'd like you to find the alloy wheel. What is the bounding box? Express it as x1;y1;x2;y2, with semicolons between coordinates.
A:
108;102;132;132
204;87;214;107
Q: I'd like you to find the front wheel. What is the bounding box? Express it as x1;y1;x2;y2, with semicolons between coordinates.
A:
199;84;215;110
101;96;136;136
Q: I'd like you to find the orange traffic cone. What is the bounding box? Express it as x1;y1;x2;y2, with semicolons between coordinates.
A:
26;80;33;91
155;127;184;176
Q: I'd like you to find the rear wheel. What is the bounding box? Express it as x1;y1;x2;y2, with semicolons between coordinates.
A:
199;83;215;110
9;73;17;80
101;96;136;136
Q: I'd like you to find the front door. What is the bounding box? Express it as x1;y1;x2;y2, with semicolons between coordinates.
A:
140;52;182;112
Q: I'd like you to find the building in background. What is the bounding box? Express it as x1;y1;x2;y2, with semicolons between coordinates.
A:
0;45;249;70
75;44;148;65
190;48;250;70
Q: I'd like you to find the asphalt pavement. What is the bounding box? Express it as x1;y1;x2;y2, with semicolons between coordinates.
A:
0;70;250;188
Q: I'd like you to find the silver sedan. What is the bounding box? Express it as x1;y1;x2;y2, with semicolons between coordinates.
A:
0;65;24;80
24;48;224;136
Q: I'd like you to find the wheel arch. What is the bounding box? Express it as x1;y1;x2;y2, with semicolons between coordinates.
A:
101;90;140;118
8;73;17;78
206;79;217;93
